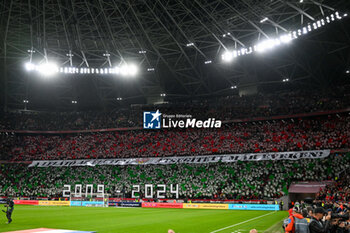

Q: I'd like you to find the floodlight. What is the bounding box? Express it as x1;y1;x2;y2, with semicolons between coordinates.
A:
128;64;138;76
37;62;58;76
302;27;308;34
25;62;35;71
280;35;292;43
255;39;277;52
246;47;253;54
222;51;233;62
260;17;268;23
120;65;129;76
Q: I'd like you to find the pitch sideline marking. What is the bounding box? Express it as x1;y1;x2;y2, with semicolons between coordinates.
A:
210;211;276;233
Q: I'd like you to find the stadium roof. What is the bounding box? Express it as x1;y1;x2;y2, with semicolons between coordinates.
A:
0;0;349;110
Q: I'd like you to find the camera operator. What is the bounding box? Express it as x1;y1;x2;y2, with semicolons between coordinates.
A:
328;208;350;233
2;198;14;224
309;207;331;233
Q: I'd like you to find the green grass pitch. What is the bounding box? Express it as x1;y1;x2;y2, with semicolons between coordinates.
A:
1;206;287;233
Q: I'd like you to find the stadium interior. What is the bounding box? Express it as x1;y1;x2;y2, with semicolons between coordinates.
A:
0;0;350;232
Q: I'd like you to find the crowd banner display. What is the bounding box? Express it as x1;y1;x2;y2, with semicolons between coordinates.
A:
141;202;183;209
109;202;142;207
183;203;229;210
228;204;279;211
14;200;39;205
29;150;330;167
38;201;70;206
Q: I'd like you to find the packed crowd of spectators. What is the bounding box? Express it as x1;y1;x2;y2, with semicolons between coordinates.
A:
0;113;348;161
315;172;350;203
0;88;349;131
1;154;348;200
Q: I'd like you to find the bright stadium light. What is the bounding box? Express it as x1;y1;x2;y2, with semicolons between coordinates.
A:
307;25;312;32
222;51;234;62
128;64;138;76
260;17;268;23
25;62;35;71
302;27;308;34
120;64;138;76
280;34;292;43
204;60;212;64
255;39;278;52
231;85;237;89
37;62;58;76
121;66;127;75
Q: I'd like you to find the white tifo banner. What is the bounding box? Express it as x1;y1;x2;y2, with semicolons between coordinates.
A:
29;150;330;167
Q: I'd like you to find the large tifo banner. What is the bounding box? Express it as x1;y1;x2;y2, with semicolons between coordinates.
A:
29;150;330;167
